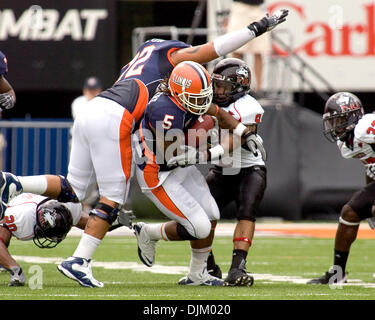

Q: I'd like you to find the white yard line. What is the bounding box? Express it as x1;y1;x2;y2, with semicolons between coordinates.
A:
12;255;375;288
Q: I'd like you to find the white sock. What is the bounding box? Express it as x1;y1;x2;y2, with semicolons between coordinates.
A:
18;176;48;194
73;233;101;260
189;246;212;276
145;223;169;241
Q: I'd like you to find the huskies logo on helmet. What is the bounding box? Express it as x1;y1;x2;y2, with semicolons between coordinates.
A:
236;66;249;85
33;199;73;249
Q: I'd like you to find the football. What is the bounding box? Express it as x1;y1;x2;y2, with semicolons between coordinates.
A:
185;115;215;148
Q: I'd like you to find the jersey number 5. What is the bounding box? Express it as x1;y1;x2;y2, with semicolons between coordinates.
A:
163;114;175;130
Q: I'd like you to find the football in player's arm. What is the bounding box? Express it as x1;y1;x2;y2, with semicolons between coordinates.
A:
308;92;375;285
0;51;16;110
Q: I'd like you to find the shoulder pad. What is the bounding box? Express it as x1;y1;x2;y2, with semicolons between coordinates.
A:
354;113;375;144
229;95;264;125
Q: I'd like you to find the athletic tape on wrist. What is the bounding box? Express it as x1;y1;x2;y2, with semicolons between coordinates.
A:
209;144;225;161
233;123;247;137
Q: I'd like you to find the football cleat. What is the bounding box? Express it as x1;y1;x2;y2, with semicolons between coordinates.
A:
134;222;157;267
307;271;347;285
178;267;224;286
8;266;26;287
207;264;222;279
57;256;104;288
224;267;254;287
0;172;23;218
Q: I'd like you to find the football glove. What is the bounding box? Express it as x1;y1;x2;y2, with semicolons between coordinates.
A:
366;163;375;180
108;208;136;231
167;145;205;168
248;9;289;37
0;93;15;109
244;133;267;161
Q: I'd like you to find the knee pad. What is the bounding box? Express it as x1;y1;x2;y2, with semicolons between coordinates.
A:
89;202;119;225
57;176;79;203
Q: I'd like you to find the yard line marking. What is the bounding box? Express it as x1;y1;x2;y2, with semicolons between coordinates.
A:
12;255;375;288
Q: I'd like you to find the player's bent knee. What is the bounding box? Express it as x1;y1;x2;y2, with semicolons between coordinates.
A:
193;219;212;239
176;218;211;240
340;204;361;223
89;202;119;225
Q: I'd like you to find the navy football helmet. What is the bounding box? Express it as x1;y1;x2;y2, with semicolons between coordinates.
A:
33;199;73;249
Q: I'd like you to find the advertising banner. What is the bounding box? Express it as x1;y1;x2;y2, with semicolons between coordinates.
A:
208;0;375;91
0;0;116;90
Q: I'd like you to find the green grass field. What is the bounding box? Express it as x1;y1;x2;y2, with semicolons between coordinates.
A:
1;227;375;301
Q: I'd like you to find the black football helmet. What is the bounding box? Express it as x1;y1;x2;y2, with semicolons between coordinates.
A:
212;58;251;108
33;199;73;249
323;92;364;143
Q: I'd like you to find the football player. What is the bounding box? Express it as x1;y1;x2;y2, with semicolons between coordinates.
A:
0;51;16;110
0;193;87;287
0;193;132;287
203;58;267;287
0;8;288;288
307;92;375;285
133;61;264;286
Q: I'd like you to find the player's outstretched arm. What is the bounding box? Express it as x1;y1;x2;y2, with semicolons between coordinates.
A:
0;225;17;269
170;9;288;65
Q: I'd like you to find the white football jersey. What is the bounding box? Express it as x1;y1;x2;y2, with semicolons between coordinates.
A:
3;193;82;241
337;113;375;165
71;95;89;120
218;94;265;168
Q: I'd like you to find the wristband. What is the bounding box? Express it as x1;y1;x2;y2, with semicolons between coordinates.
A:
233;123;247;137
213;105;219;117
208;144;225;160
